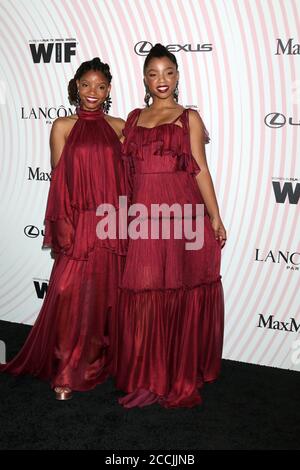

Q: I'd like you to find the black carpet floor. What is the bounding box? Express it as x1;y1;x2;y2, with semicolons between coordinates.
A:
0;319;299;450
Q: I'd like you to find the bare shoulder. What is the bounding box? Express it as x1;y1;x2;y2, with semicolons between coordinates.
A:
187;108;203;124
105;115;125;139
106;115;125;127
125;108;140;121
51;115;77;139
187;108;206;132
187;108;210;146
50;116;77;169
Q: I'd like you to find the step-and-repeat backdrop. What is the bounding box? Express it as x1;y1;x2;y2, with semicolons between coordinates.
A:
0;0;299;371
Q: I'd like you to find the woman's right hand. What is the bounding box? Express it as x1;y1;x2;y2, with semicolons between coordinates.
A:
210;215;227;248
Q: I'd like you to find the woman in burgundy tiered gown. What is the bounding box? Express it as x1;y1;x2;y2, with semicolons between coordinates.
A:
0;58;126;400
114;44;226;408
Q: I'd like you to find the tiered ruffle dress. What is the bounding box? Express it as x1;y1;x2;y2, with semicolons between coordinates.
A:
114;108;224;408
0;107;126;391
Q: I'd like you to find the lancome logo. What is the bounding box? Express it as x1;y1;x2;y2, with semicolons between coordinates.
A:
21;106;74;121
255;249;300;270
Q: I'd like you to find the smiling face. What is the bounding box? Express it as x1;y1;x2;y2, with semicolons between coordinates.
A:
144;56;179;102
76;69;111;111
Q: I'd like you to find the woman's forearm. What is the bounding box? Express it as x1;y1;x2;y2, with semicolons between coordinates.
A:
195;168;221;219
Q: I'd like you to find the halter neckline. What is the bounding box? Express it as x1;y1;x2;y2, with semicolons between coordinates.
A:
76;106;104;120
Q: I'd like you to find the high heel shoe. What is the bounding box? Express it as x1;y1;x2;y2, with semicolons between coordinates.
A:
54;386;73;401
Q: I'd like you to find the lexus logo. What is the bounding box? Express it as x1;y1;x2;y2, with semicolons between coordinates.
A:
24;225;44;238
134;41;213;56
264;113;300;128
134;41;152;56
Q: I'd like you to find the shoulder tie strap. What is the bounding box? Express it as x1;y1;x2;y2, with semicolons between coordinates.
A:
123;108;141;136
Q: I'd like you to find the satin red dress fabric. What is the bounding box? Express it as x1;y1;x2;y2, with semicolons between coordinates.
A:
113;108;224;408
0;107;126;391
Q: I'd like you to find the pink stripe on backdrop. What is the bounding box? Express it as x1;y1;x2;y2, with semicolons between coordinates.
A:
227;0;274;358
0;3;44;313
221;0;257;340
255;0;299;369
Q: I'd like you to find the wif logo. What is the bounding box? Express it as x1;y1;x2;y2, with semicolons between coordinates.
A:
29;39;77;63
0;340;6;364
33;280;49;300
272;181;300;204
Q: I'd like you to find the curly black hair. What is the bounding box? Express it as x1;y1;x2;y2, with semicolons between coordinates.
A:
143;43;178;74
68;57;112;105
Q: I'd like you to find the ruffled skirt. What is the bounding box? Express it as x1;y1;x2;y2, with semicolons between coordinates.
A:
0;246;125;391
113;280;224;408
112;215;224;408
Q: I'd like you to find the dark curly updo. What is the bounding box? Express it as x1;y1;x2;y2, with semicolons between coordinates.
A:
68;57;112;106
143;43;178;74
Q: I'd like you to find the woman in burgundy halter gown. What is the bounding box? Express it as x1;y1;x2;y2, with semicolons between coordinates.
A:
0;58;126;400
114;44;226;408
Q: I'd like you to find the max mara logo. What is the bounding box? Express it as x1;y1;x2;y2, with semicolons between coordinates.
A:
257;314;300;332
